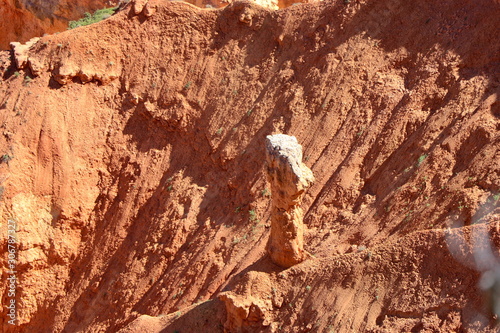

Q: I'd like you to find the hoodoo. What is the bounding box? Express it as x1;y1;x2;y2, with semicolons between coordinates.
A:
265;134;314;268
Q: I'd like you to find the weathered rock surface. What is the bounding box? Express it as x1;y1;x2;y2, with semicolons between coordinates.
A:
219;293;272;331
10;37;40;69
265;134;314;268
218;271;274;332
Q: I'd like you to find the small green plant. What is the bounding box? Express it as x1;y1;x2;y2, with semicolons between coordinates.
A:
184;81;192;90
235;206;241;213
251;224;259;234
1;154;12;164
23;76;32;86
246;109;253;116
167;184;173;192
249;209;258;222
261;188;270;197
216;127;223;135
68;7;117;29
13;71;20;78
417;154;428;167
305;285;312;291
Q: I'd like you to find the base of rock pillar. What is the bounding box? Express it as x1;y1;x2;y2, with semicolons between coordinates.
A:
267;245;312;268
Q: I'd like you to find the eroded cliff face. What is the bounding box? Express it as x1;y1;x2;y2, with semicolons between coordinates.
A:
0;0;499;332
0;0;117;50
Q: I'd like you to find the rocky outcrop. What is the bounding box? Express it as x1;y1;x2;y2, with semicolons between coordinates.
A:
218;271;274;332
10;37;40;69
265;134;314;268
219;293;272;332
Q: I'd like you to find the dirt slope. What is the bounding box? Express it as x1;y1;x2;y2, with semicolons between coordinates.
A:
0;0;499;332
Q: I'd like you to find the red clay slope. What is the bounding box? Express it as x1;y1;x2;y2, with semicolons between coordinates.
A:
0;0;499;332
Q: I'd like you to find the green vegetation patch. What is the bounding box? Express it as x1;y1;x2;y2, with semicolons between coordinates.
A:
68;7;117;29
